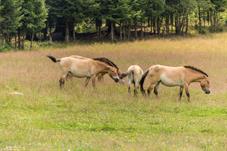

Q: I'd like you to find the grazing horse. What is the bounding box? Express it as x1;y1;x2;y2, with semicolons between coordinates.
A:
70;55;120;81
93;57;120;81
140;65;210;101
120;65;143;96
47;55;120;88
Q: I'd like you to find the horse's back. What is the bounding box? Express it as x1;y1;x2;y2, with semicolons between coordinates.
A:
127;65;144;82
149;65;184;73
70;55;89;59
59;57;95;71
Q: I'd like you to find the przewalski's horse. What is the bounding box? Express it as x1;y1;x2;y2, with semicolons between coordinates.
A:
140;65;210;101
93;57;120;81
120;65;143;96
47;55;120;88
70;55;121;81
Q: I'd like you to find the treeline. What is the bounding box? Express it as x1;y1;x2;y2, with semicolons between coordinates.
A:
0;0;47;49
0;0;227;49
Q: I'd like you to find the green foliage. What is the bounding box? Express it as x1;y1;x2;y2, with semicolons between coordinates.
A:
1;0;227;45
0;0;22;41
21;0;47;34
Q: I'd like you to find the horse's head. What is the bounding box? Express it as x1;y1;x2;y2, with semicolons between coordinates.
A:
200;77;210;94
108;67;121;83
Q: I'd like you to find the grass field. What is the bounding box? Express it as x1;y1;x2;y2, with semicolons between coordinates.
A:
0;33;227;150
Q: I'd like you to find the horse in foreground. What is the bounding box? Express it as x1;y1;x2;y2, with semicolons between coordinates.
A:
93;57;120;81
47;55;120;88
140;65;210;101
70;55;121;82
120;65;143;96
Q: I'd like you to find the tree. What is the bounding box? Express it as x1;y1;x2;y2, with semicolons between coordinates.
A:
21;0;47;49
0;0;22;46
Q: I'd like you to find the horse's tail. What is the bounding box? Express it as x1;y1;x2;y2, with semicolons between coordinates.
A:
139;70;149;95
47;55;60;63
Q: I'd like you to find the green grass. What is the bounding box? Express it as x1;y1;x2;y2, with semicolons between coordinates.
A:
1;33;227;150
0;84;227;150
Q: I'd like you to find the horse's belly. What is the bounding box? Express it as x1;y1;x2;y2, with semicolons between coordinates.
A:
160;74;183;87
70;67;90;78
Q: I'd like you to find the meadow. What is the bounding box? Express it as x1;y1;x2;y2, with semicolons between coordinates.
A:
0;33;227;150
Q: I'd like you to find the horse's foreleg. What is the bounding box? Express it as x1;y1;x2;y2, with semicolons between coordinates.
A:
184;84;190;102
153;81;161;98
84;77;91;87
178;86;184;101
97;73;105;82
91;76;96;88
147;85;154;97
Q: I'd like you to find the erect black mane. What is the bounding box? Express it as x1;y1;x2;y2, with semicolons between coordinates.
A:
93;57;119;70
184;65;208;77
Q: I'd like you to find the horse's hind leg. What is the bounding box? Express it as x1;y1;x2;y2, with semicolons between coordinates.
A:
184;84;190;102
178;86;184;101
128;85;131;94
66;72;73;81
59;73;67;89
127;78;132;95
59;78;65;88
134;82;139;97
91;76;96;88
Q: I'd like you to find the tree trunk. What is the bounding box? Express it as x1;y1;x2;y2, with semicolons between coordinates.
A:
95;18;102;40
120;22;123;40
18;29;21;49
111;21;114;42
127;23;131;40
140;21;144;38
134;19;137;39
73;24;76;41
49;27;53;43
30;33;34;50
22;35;25;49
153;17;156;34
14;36;17;49
43;22;48;40
198;7;202;33
185;15;189;34
166;15;170;34
123;23;126;40
175;15;181;35
65;21;70;42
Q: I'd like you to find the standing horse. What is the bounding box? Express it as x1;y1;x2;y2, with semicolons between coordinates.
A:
47;55;120;88
120;65;143;96
140;65;210;101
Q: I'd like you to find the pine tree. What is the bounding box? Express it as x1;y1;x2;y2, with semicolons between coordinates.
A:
0;0;21;46
20;0;47;49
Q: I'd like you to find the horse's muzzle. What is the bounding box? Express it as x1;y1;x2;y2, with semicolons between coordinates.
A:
205;90;210;94
114;79;119;83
